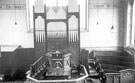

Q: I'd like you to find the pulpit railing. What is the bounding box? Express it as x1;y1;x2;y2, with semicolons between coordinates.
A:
27;65;88;83
30;55;47;74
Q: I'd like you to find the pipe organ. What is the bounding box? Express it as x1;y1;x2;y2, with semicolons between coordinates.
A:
34;0;80;66
27;0;88;83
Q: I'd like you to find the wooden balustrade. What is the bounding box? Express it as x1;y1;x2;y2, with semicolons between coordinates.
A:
31;55;47;74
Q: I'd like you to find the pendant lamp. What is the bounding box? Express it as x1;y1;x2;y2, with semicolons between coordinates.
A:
14;0;17;25
111;0;114;30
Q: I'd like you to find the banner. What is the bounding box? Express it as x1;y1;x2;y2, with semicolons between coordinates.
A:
0;4;25;10
89;3;119;9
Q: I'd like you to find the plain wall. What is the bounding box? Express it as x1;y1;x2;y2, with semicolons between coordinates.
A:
0;0;34;48
81;0;126;49
0;0;129;49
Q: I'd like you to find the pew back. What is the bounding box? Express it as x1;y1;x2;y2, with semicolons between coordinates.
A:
89;50;135;83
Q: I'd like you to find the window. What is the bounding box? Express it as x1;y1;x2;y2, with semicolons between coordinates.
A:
132;1;135;45
26;0;88;32
126;0;135;46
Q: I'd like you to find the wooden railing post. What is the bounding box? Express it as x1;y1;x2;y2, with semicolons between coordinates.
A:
30;64;35;76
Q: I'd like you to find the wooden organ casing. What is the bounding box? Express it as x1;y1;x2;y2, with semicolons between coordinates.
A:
27;0;89;82
33;0;80;66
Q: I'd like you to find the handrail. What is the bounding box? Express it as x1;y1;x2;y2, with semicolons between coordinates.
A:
33;56;44;66
27;65;89;83
106;73;120;75
35;62;46;72
31;55;47;73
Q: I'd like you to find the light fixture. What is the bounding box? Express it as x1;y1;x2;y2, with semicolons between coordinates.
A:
96;0;99;25
111;25;114;29
111;0;114;30
14;0;17;25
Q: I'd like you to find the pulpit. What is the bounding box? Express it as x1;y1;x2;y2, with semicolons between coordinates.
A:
45;51;71;76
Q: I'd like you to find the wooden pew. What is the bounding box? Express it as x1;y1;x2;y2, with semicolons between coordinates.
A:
88;59;106;83
91;50;135;83
93;51;134;71
80;49;106;83
120;69;135;83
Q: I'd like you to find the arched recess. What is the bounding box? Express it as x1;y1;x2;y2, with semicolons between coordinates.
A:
47;22;67;51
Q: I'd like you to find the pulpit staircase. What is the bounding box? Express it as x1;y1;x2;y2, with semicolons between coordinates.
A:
29;56;48;79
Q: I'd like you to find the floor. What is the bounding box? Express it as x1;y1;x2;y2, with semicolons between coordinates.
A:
1;69;101;83
0;79;100;83
0;79;101;83
87;79;100;83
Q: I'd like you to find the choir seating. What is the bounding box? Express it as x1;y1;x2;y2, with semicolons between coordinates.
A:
92;51;134;72
89;50;135;83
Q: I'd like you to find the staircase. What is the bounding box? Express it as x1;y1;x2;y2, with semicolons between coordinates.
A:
30;55;48;79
